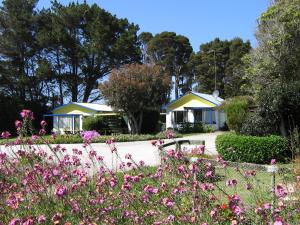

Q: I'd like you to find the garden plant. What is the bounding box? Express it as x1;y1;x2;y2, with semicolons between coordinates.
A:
0;110;299;224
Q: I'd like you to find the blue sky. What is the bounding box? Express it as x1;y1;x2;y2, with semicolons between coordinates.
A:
37;0;270;50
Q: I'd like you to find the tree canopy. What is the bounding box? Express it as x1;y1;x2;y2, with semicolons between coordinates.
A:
192;38;251;98
99;64;171;134
243;0;300;136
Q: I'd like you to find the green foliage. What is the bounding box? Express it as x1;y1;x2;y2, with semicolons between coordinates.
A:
216;133;290;164
99;64;171;134
192;38;251;98
240;112;278;136
83;115;128;135
220;96;254;133
0;131;183;145
141;110;160;134
245;0;300;136
147;32;193;98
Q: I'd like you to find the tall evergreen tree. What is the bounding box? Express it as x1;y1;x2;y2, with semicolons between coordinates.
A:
0;0;48;102
147;32;193;99
38;1;141;103
193;38;251;98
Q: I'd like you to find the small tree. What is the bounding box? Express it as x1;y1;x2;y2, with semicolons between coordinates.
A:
99;64;171;134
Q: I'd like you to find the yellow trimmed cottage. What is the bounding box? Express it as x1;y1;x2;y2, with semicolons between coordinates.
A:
165;92;226;131
44;103;114;134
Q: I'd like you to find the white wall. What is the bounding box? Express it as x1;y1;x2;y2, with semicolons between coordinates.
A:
166;111;172;129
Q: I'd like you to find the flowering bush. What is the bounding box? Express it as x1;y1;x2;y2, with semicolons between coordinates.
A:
0;110;299;224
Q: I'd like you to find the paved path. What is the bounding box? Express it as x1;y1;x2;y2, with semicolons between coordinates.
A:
1;132;226;170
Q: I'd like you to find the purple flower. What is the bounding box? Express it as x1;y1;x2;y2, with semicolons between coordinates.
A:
1;131;11;139
81;130;100;142
15;120;22;129
20;109;34;120
166;130;174;139
275;185;287;199
9;218;20;225
55;186;67;198
271;159;276;165
226;179;237;187
40;120;47;127
37;215;46;223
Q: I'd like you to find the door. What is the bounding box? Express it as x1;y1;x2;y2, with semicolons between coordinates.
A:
194;109;203;123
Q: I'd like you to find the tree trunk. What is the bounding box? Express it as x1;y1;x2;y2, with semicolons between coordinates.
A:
138;111;143;134
175;75;179;99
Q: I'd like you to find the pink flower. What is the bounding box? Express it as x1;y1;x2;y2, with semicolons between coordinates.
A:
31;135;39;141
40;120;47;127
20;109;34;120
6;192;24;209
9;218;20;225
81;130;100;142
15;120;22;129
51;133;57;139
55;186;67;198
226;179;237;187
1;131;11;139
37;215;46;223
166;130;174;139
296;176;300;182
167;214;175;222
39;129;46;136
271;159;276;165
162;198;174;208
177;165;185;173
22;218;34;225
263;203;271;210
191;145;205;154
275;185;287;199
166;149;175;157
210;208;217;219
125;153;132;159
273;217;284;225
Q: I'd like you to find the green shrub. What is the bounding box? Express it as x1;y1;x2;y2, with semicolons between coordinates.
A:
219;96;254;133
178;122;205;133
82;116;106;131
216;133;290;164
82;115;128;134
240;113;279;136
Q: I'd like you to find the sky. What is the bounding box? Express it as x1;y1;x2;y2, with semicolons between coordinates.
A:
37;0;271;51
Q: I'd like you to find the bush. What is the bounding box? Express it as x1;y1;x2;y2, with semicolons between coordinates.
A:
219;96;254;133
178;122;205;133
82;116;106;131
240;113;279;136
83;115;128;135
216;133;290;164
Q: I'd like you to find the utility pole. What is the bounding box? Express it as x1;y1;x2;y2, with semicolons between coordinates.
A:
208;49;217;91
213;50;217;91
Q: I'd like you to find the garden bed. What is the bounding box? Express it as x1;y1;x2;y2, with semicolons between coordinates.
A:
0;131;182;145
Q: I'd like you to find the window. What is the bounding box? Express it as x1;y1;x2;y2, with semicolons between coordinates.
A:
74;116;80;131
204;109;216;124
58;116;73;131
173;111;188;124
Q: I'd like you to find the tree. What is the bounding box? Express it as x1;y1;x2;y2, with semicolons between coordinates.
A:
99;64;171;134
38;1;141;103
246;0;300;136
193;38;251;98
0;0;50;103
147;32;193;99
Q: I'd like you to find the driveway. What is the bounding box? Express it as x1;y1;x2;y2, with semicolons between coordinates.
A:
0;132;225;170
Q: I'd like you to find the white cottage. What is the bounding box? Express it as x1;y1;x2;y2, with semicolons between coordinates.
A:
165;92;226;131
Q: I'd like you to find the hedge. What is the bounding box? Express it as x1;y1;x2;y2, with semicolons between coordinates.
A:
216;133;290;164
0;131;183;145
